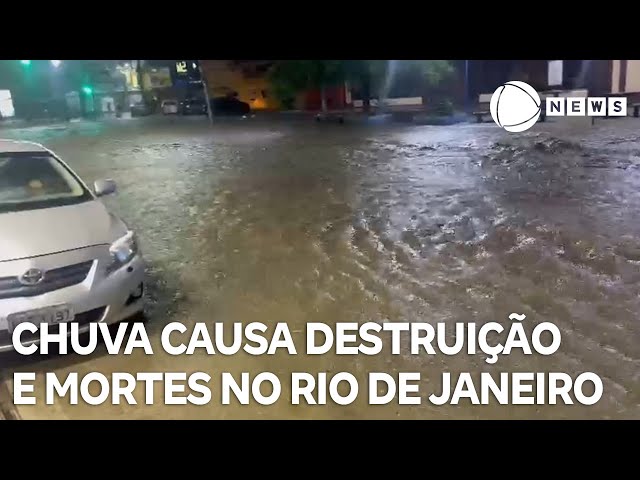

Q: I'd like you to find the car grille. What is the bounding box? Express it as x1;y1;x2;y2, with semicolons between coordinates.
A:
0;260;94;300
0;306;106;345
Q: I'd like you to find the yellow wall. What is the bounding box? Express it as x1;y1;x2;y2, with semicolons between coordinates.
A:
142;68;172;91
201;61;280;110
118;66;139;90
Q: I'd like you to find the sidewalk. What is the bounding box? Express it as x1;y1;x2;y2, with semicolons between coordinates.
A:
254;109;473;126
0;117;89;131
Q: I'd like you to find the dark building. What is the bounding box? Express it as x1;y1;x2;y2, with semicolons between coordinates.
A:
466;60;628;102
169;60;204;100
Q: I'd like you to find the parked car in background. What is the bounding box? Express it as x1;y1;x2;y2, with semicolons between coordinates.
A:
210;95;251;116
180;98;208;115
0;140;145;353
131;102;152;117
161;100;179;115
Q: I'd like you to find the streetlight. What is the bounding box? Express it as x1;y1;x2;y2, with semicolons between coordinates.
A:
51;60;62;68
82;86;93;95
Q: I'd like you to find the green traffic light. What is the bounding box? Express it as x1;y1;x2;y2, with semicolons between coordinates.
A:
82;86;93;95
20;60;31;66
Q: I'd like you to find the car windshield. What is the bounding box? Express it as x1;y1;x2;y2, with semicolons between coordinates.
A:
0;152;92;213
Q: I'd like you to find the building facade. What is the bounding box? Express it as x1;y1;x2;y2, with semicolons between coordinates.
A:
597;60;640;100
303;84;350;111
200;60;281;111
467;60;640;100
168;60;202;101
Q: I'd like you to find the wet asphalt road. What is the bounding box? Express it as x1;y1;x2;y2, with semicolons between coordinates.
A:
1;115;639;419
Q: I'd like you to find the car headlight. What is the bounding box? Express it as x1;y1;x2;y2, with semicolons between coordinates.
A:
107;231;138;273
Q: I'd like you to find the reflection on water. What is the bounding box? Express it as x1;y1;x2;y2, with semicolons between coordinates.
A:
3;117;640;419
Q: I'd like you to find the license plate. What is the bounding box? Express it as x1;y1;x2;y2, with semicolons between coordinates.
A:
7;305;75;333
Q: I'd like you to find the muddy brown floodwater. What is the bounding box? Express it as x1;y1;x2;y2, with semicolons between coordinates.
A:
1;116;639;419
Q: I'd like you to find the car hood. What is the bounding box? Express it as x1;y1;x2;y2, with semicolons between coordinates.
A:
0;200;128;262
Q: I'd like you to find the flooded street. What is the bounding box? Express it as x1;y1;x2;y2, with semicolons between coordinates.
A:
1;115;639;419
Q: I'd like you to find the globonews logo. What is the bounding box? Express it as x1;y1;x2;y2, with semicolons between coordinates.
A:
490;81;628;132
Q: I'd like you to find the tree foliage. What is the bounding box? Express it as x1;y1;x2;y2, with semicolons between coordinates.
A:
268;60;455;113
348;60;455;112
270;60;345;91
269;60;347;111
402;60;455;89
342;60;387;112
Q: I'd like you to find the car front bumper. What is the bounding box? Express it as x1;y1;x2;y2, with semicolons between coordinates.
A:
0;245;145;353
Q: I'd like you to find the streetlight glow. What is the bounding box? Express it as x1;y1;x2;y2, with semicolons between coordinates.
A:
20;60;31;66
51;60;62;68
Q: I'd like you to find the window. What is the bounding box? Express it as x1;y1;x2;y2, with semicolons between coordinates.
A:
0;152;91;213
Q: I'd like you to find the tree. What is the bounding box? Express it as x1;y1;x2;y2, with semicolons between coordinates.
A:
269;60;455;114
346;60;455;113
269;60;347;112
412;60;455;89
344;60;387;114
395;60;455;111
270;79;297;111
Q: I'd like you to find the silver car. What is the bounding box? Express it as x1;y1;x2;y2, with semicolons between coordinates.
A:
0;140;145;352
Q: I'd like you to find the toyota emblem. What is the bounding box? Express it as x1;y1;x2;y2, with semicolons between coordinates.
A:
19;268;44;286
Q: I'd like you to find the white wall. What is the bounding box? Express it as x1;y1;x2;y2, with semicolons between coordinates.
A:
0;90;14;118
611;60;620;93
101;96;115;113
352;97;422;107
548;60;563;86
626;60;640;92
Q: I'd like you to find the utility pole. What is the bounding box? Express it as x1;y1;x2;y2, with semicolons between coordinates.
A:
464;60;471;113
136;60;144;91
197;60;214;125
123;60;132;116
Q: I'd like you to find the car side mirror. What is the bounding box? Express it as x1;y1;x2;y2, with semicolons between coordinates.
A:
94;179;117;197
